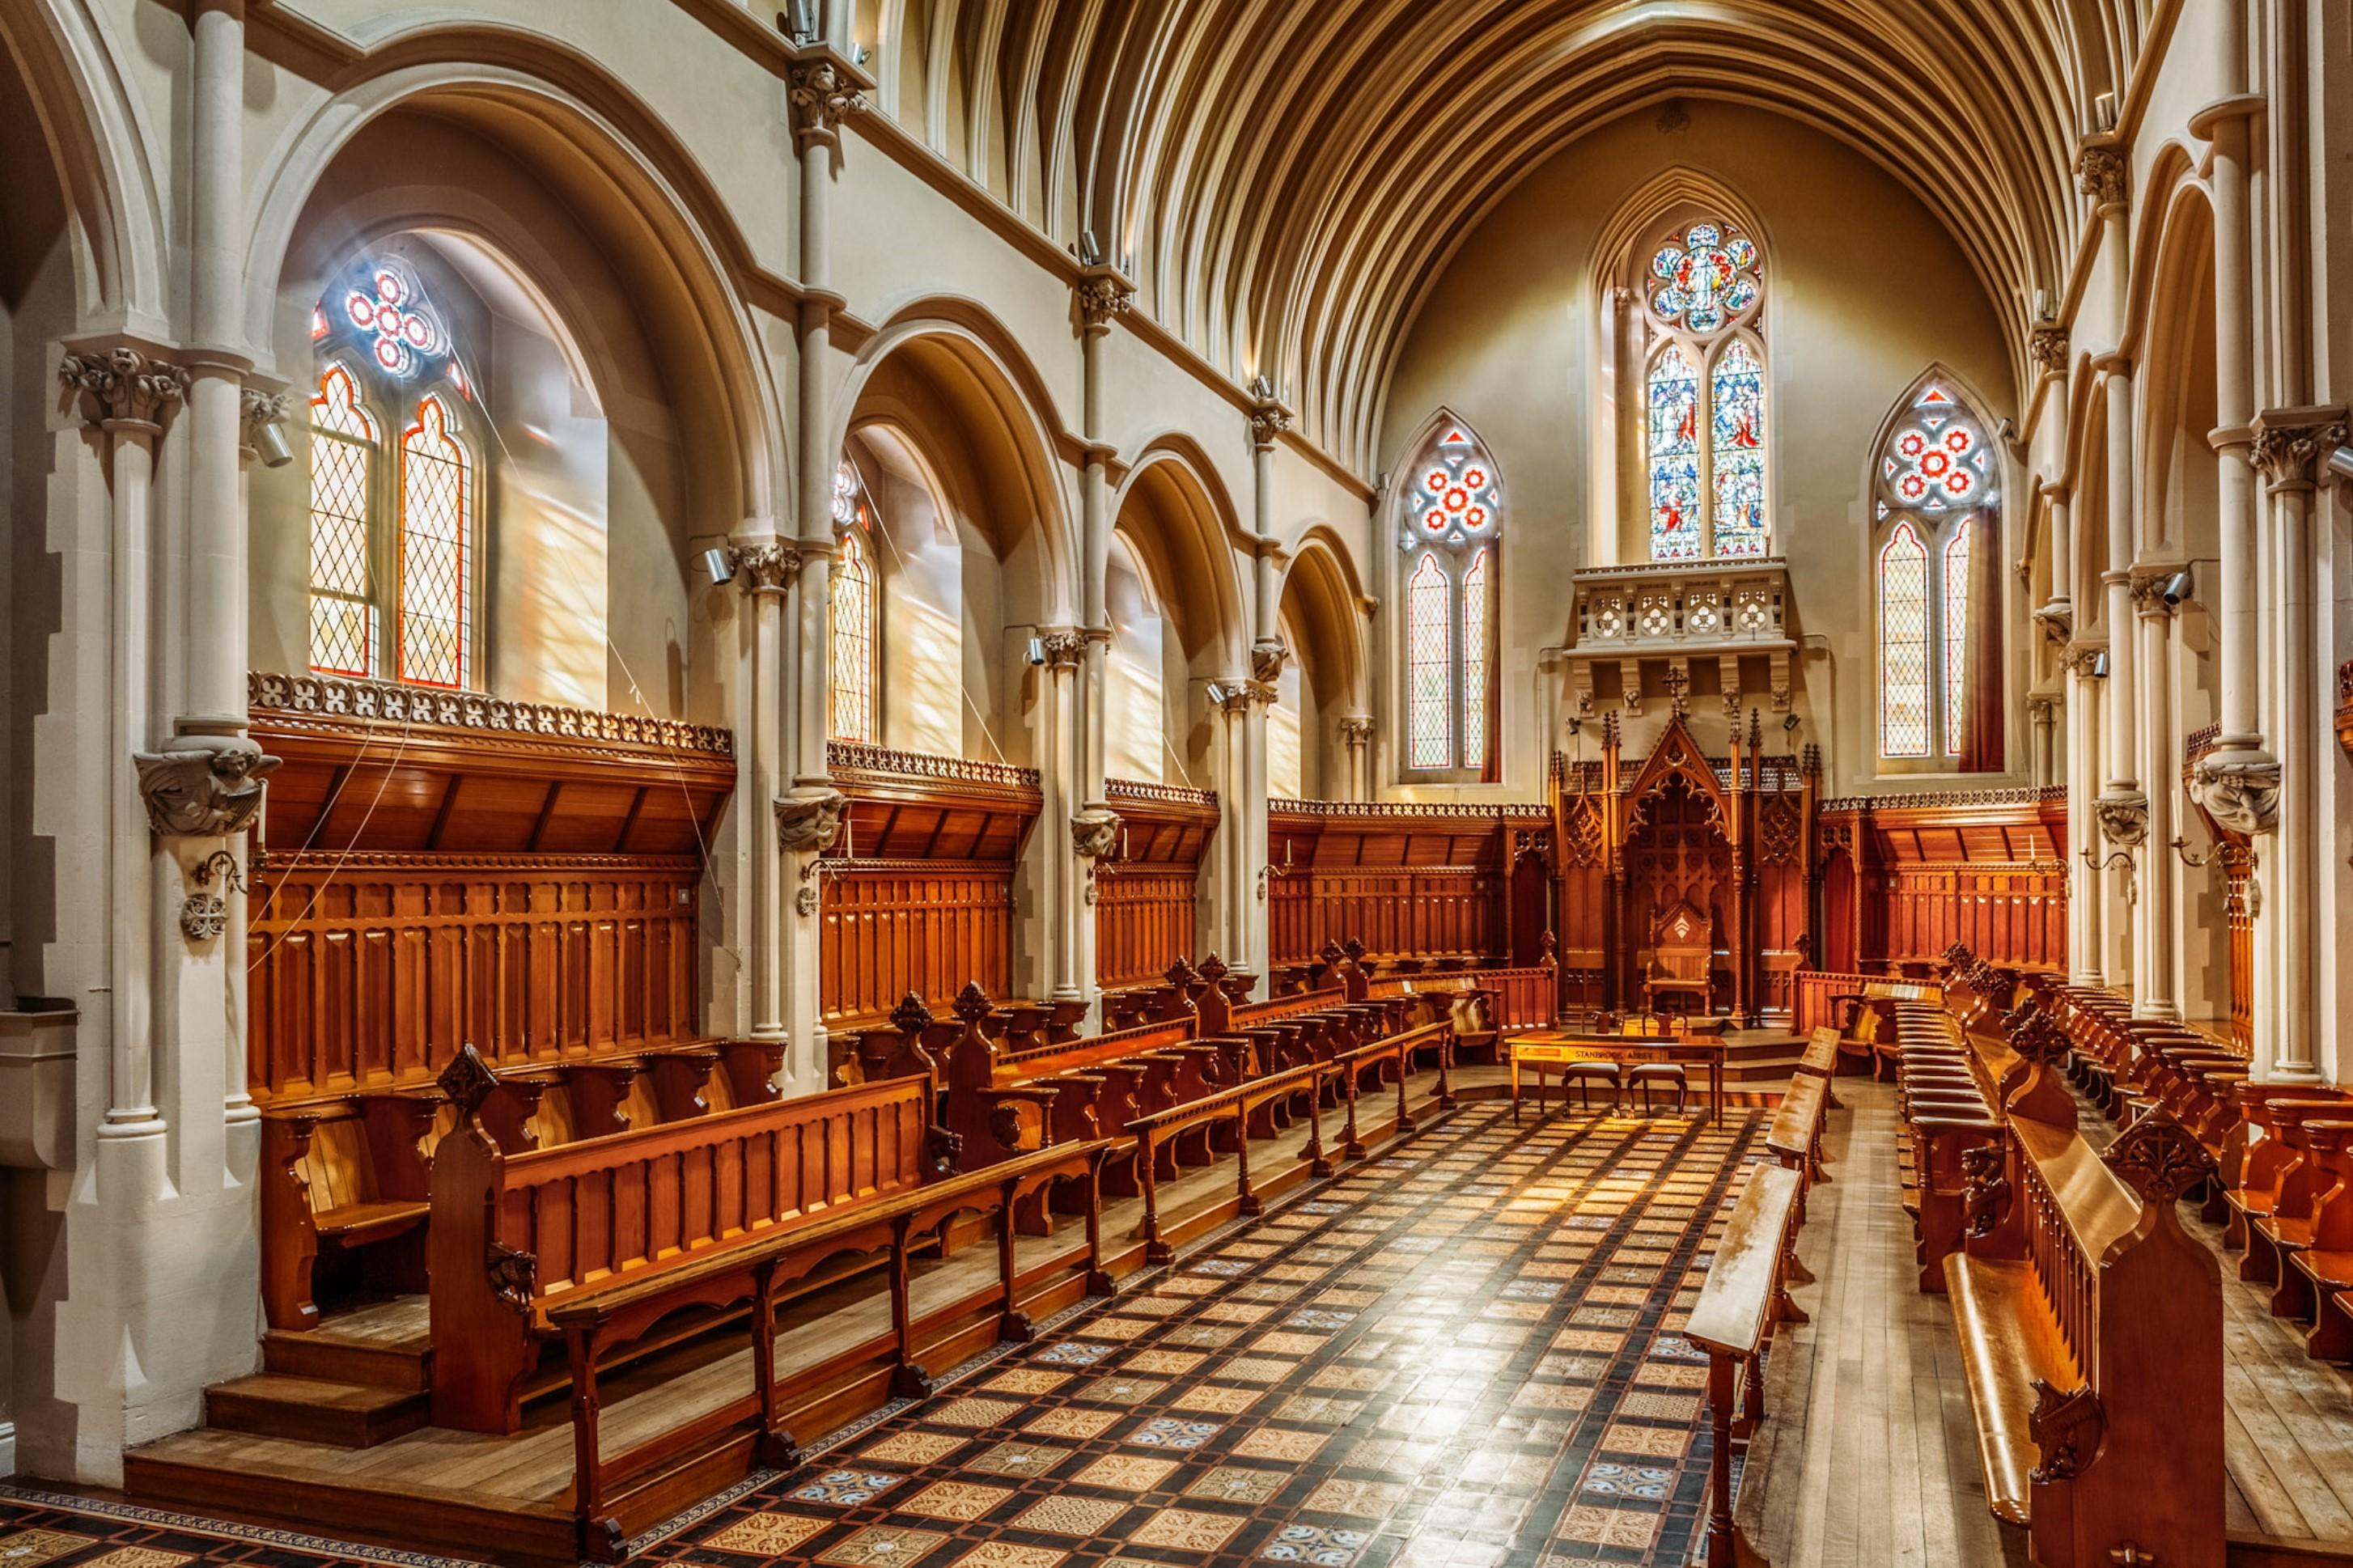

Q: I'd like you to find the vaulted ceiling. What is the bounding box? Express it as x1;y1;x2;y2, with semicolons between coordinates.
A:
857;0;2164;471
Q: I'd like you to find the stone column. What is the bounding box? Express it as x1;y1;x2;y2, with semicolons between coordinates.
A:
2130;568;2181;1019
1040;630;1086;1002
2060;642;2106;986
1338;714;1374;802
2027;694;2058;790
2251;412;2347;1080
2092;353;2144;989
1072;268;1132;1018
58;349;186;1144
779;47;868;1082
2029;327;2073;629
727;541;798;1043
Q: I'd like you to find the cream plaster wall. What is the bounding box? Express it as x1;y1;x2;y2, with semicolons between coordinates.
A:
1380;102;2022;798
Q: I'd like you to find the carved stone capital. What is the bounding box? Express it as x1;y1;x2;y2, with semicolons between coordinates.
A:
1248;401;1291;450
1249;636;1290;684
774;786;849;854
2094;794;2149;850
728;540;802;594
60;347;189;433
1075;269;1134;329
787;57;866;148
2028;324;2070;377
2250;414;2350;491
2057;639;2105;676
1039;629;1087;670
134;739;280;837
1071;806;1121;860
1337;714;1375;746
2128;563;2181;618
2190;752;2280;835
2074;144;2128;210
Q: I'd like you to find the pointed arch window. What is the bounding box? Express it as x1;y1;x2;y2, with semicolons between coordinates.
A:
829;459;877;743
1642;218;1769;560
1398;422;1500;778
306;252;482;688
1875;382;1999;766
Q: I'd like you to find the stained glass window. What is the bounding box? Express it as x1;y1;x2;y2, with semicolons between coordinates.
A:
1647;345;1702;560
1399;424;1501;776
1880;522;1930;756
397;395;471;689
307;364;377;677
1406;551;1452;769
1710;340;1766;557
1942;517;1973;756
832;528;874;743
1461;548;1490;768
1640;217;1766;560
337;260;450;380
1876;382;1999;763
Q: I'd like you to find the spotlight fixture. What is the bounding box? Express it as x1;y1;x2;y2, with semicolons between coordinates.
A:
703;547;736;587
779;0;817;43
1247;373;1274;402
2329;446;2353;482
1075;231;1103;268
2091;651;2110;678
255;421;295;469
2160;568;2194;607
1025;636;1046;667
1782;713;1800;733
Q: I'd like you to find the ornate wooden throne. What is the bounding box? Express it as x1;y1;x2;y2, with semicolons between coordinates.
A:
1641;899;1716;1016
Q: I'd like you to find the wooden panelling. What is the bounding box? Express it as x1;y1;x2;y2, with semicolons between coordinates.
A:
1265;804;1544;965
1818;789;2068;975
821;862;1015;1021
1096;868;1200;987
247;854;702;1104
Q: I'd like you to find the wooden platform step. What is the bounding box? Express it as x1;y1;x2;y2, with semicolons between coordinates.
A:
261;1301;432;1392
205;1373;429;1449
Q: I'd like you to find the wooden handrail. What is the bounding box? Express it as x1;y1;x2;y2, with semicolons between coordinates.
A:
1686;1163;1804;1566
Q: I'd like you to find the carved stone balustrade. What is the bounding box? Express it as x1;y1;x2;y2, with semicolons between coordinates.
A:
1565;557;1795;715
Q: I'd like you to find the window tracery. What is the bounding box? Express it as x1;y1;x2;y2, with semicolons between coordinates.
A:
1399;423;1500;777
1874;383;1998;765
1640;218;1769;560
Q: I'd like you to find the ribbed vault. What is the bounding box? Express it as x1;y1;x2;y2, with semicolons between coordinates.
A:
858;0;2159;470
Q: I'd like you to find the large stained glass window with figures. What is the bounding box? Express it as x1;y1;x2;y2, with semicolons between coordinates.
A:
1398;421;1501;778
307;252;481;688
1874;381;1999;766
1642;217;1768;560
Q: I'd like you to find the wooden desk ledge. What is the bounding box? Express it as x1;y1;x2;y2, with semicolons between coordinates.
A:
1940;1252;2079;1528
1686;1164;1802;1358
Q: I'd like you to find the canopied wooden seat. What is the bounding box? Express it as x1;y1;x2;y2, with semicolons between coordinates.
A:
1642;899;1716;1015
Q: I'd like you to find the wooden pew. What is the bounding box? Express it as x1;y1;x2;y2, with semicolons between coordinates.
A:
1687;1162;1804;1567
1944;1108;2224;1567
426;1048;951;1434
548;1137;1109;1561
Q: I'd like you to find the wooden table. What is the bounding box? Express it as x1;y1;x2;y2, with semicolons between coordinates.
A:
1509;1032;1730;1124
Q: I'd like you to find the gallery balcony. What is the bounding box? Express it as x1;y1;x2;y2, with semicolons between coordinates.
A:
1561;555;1795;715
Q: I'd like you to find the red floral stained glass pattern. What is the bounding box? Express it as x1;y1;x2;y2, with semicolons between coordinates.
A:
307;365;376;677
1406;551;1452;769
397;395;470;689
1879;519;1930;756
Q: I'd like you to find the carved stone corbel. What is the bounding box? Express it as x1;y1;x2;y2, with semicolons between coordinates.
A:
2029;324;2070;378
1075;269;1135;330
1248;400;1291;450
2190;752;2280;836
2074;144;2128;210
2094;795;2149;850
2033;604;2075;646
1249;637;1291;684
728;540;802;594
1038;629;1086;671
786;57;866;149
1337;714;1374;747
774;786;849;854
2250;414;2350;492
1071;807;1121;861
2058;639;2105;677
134;740;280;837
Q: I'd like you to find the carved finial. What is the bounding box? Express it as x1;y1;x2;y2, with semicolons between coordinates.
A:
1661;665;1690;717
1197;953;1231;984
2028;1380;2105;1483
1342;937;1367;964
438;1043;499;1123
1319;938;1345;966
1164;956;1200;990
888;992;935;1037
2102;1108;2218;1206
953;981;994;1026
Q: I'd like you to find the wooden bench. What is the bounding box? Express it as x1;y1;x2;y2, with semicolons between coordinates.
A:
426;1049;949;1434
1944;1108;2224;1566
547;1136;1109;1560
1686;1162;1804;1566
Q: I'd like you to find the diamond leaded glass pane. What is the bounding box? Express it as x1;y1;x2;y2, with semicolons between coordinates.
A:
1406;552;1452;769
1880;520;1930;756
1943;516;1973;756
1647;345;1702;561
307;365;375;676
832;530;874;742
398;395;470;689
1711;339;1766;557
1460;548;1489;771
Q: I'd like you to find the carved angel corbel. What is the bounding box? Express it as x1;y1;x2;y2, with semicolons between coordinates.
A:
774;786;850;854
134;740;281;837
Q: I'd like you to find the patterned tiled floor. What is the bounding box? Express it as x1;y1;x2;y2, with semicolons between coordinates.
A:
0;1100;1764;1568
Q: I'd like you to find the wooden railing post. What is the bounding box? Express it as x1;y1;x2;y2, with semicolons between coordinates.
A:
1234;1104;1259;1216
751;1257;802;1468
564;1319;623;1562
1137;1126;1170;1262
1305;1063;1331;1177
1704;1349;1738;1565
1393;1036;1418;1134
888;1212;932;1398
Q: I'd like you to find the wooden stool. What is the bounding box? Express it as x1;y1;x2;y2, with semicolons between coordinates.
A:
1560;1061;1622;1111
1630;1062;1689;1114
